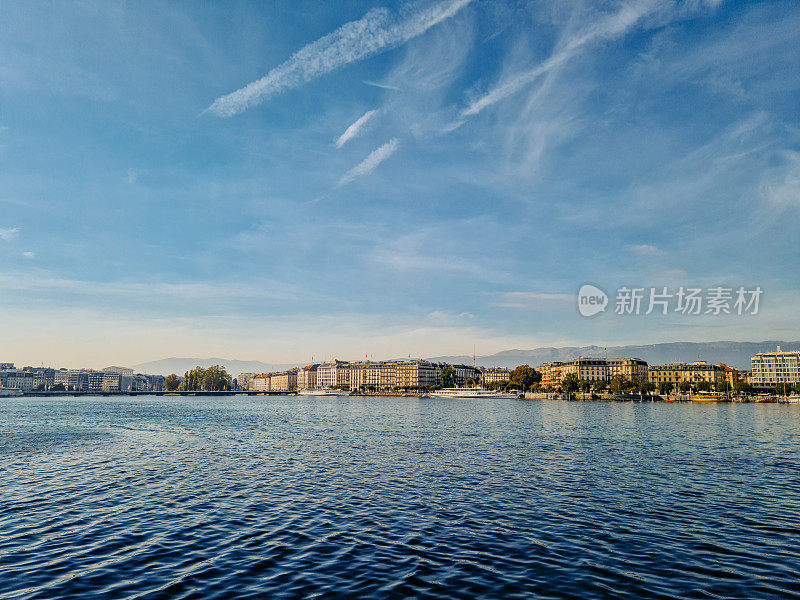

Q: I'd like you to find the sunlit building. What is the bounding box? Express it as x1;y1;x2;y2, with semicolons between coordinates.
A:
751;347;800;391
540;358;648;386
481;368;511;386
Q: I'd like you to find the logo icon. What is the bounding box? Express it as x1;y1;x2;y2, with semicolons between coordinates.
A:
578;284;608;317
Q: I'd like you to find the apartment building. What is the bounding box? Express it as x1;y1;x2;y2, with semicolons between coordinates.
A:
317;360;350;389
296;365;319;390
0;369;34;391
450;364;482;386
647;362;734;387
751;347;800;390
249;373;271;391
540;358;648;386
396;360;440;388
237;373;255;390
270;370;297;392
481;368;511;386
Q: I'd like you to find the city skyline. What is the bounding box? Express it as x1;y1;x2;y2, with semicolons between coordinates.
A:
1;0;798;367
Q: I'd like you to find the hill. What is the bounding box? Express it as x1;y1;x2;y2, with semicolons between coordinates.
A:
427;341;797;371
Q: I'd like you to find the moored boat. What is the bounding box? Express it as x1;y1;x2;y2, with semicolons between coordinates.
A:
690;393;730;402
297;389;343;396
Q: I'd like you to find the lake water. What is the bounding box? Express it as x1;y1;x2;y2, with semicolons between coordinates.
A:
1;395;798;599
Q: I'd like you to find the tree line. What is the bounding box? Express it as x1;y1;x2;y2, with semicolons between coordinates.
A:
164;365;232;391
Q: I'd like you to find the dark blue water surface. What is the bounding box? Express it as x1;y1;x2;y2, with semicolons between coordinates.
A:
1;396;799;600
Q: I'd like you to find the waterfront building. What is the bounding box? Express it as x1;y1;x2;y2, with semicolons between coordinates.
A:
296;365;319;390
102;366;133;391
647;362;735;388
0;369;34;391
237;373;254;390
481;368;511;386
540;358;648;386
87;371;105;392
538;362;563;387
379;362;397;389
450;364;482;387
131;374;149;391
607;359;648;382
53;370;70;389
396;360;440;389
317;360;350;389
249;374;271;391
63;370;89;391
270;370;297;392
103;372;122;392
751;347;800;391
146;374;165;391
0;363;14;370
103;366;134;377
22;367;55;390
347;362;371;390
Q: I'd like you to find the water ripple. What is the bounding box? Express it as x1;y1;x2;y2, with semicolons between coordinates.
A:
0;397;798;599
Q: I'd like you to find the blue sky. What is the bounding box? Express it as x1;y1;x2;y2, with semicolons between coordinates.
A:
1;0;798;368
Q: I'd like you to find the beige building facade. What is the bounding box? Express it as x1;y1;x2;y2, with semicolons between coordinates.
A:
540;358;648;387
481;368;511;386
647;362;734;387
751;348;800;390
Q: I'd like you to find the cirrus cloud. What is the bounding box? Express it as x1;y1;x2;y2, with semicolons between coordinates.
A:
208;0;473;117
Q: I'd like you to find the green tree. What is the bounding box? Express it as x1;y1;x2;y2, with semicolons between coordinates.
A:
509;365;540;391
440;365;456;388
775;382;792;396
695;380;712;392
609;374;627;394
639;381;655;396
201;365;232;391
578;380;592;393
592;380;607;393
562;373;579;394
677;380;692;393
734;380;752;395
488;379;510;391
165;373;180;391
658;381;674;395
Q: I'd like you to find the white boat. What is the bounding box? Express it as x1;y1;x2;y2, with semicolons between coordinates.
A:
431;388;518;399
297;389;344;396
0;388;23;397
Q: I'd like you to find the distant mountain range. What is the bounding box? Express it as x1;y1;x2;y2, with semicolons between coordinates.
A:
132;357;295;377
133;341;797;375
427;341;797;371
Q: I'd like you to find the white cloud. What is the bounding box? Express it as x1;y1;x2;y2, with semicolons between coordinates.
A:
22;251;35;259
370;225;510;283
629;244;664;256
492;291;573;309
363;80;402;91
0;227;20;242
762;151;800;213
335;109;377;148
462;0;662;118
0;272;300;304
338;138;399;186
126;168;137;184
207;0;473;117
